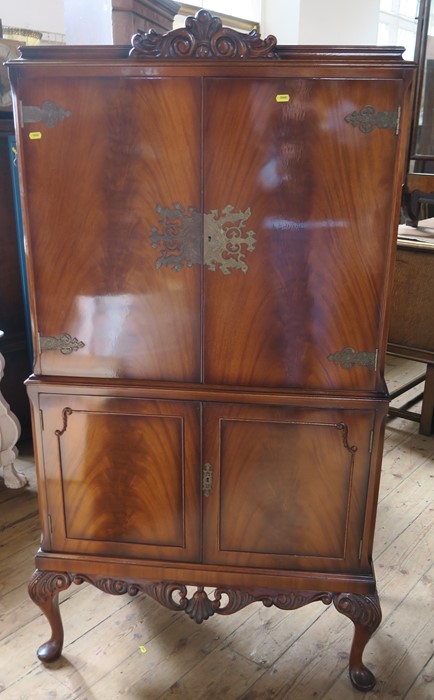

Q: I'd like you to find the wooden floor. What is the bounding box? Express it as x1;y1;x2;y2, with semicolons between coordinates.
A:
0;358;433;700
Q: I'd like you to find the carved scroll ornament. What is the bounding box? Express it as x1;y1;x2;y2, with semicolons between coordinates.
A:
29;571;381;689
130;9;278;59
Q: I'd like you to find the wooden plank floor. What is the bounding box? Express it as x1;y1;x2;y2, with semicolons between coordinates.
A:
0;357;433;699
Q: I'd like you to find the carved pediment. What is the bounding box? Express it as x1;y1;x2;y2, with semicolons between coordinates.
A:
130;9;278;59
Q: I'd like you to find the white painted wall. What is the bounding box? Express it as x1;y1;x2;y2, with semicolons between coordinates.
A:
0;0;384;46
298;0;381;45
261;0;300;44
64;0;113;45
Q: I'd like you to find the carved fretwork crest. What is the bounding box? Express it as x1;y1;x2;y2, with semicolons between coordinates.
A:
130;9;278;59
150;202;256;274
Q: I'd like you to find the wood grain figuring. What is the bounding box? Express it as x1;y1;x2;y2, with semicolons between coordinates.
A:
39;394;201;561
19;77;202;381
203;403;375;572
203;78;401;391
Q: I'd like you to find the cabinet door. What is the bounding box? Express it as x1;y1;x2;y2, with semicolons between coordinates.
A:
16;76;202;381
38;394;201;562
203;77;402;391
202;403;375;572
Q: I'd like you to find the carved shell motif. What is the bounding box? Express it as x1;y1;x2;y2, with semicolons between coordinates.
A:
130;9;278;59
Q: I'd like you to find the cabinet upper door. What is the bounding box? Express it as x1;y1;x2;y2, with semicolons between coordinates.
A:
38;393;201;562
203;77;402;391
17;76;202;381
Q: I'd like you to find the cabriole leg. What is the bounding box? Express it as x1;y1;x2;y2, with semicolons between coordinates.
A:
28;570;72;662
333;592;382;691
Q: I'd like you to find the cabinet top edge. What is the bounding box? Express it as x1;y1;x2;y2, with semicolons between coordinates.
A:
7;44;413;66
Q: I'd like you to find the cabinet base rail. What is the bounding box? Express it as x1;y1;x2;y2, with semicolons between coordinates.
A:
28;568;381;691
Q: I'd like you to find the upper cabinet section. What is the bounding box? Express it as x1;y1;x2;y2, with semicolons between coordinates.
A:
8;10;416;392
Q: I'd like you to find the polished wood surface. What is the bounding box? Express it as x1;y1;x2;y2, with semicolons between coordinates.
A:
203;402;377;571
38;394;201;561
17;77;202;381
203;77;402;391
7;11;416;691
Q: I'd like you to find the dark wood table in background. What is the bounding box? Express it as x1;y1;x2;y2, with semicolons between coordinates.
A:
388;224;434;435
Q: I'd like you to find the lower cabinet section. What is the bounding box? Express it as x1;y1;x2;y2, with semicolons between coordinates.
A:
27;381;387;691
35;388;379;574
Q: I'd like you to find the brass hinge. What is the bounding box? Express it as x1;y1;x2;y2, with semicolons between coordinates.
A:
47;513;53;536
358;539;363;560
369;429;374;454
396;106;401;135
39;408;44;431
202;463;213;497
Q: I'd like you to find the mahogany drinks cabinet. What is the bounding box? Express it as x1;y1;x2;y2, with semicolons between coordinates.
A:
7;11;415;691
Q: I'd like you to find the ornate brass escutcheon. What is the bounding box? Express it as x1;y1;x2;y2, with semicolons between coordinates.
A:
150;202;256;274
202;463;213;497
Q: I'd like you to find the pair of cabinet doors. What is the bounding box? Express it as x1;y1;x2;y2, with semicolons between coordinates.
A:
18;74;402;391
38;392;377;574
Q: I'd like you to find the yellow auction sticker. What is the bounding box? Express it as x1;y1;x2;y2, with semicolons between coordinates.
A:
29;132;42;140
276;94;290;103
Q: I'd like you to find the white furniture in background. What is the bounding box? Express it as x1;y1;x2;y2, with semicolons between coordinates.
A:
0;331;27;489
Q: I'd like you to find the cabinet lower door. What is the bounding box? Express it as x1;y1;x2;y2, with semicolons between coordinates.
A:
202;403;375;573
38;394;201;561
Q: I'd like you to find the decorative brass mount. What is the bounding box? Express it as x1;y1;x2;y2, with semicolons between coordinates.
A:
328;347;378;370
21;100;71;128
39;333;85;355
344;105;400;133
150;202;256;274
